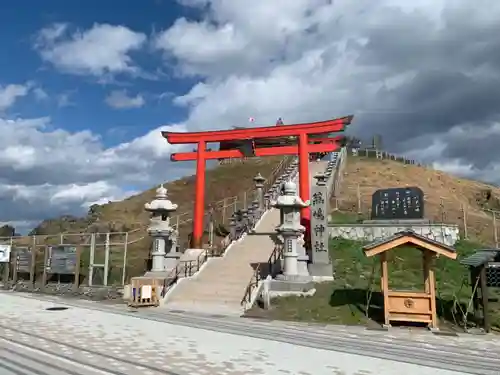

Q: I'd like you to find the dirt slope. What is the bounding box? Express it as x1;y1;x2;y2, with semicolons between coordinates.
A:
21;157;287;280
336;156;500;245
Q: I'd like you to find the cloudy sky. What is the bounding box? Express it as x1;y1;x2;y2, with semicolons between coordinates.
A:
0;0;499;232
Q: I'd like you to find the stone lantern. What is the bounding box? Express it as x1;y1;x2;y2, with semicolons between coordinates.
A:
272;180;310;279
253;173;266;215
144;184;179;273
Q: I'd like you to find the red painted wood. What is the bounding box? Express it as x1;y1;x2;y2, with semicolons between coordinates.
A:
163;116;352;144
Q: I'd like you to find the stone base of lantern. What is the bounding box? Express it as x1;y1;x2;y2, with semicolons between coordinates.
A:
308;263;334;282
165;251;182;271
269;274;315;296
143;270;171;279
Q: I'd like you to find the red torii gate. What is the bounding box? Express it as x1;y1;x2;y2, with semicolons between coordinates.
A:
162;115;353;248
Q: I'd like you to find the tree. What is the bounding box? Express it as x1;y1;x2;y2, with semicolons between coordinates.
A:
339;135;362;148
0;224;15;237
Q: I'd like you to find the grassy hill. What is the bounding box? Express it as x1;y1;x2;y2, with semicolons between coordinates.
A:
10;151;500;287
333;155;500;246
246;154;500;331
12;156;289;282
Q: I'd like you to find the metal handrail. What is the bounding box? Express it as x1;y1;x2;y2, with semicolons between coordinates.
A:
160;157;296;295
241;241;284;307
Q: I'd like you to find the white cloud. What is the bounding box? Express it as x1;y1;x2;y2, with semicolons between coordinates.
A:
152;0;500;184
33;87;49;101
10;0;500;232
105;90;145;109
0;83;31;111
57;91;76;108
0;115;186;228
35;23;147;77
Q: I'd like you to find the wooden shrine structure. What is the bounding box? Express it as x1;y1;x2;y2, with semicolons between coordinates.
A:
363;230;457;329
162;116;353;248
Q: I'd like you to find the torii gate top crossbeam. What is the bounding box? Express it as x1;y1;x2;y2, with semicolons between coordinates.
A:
162;115;353;144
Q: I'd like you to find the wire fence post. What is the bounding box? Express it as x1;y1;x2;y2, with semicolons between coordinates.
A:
208;211;214;249
222;198;227;224
493;212;498;248
439;198;446;223
356;184;362;215
104;233;110;286
121;232;128;286
461;203;468;239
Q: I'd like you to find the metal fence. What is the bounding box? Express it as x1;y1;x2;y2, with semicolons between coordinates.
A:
167;155;295;247
0;155;296;287
331;184;500;247
0;230;131;287
351;148;429;167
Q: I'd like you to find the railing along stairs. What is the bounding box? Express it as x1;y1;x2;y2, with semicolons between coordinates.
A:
239;149;346;311
240;240;284;309
159;156;298;299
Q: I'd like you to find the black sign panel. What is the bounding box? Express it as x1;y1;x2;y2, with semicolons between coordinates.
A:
47;245;78;274
15;247;32;273
371;187;424;220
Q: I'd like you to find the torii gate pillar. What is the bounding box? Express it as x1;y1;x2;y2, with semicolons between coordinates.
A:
298;132;310;220
193;140;206;249
164;115;353;249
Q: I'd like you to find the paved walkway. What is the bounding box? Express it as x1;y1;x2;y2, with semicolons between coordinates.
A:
2;292;500;374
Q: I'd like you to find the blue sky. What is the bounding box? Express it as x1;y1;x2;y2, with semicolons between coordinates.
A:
1;0;499;232
0;0;196;146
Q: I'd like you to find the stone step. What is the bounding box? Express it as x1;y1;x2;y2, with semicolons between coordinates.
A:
164;302;243;316
167;289;246;302
169;279;250;295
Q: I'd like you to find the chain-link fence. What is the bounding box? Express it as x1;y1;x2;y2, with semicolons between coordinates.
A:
330;184;500;247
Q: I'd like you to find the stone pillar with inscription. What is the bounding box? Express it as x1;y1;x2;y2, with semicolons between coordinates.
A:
144;185;179;274
308;173;334;280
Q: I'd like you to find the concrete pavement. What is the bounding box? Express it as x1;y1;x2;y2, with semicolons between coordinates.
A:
2;292;500;374
0;339;116;375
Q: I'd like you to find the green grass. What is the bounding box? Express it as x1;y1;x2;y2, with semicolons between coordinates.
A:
328;211;361;224
245;238;500;331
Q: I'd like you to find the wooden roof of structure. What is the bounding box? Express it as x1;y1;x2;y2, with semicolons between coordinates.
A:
362;230;457;259
460;249;500;267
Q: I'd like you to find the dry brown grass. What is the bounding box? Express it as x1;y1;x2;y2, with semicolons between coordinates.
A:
336;156;500;245
15;157;288;281
95;157;285;228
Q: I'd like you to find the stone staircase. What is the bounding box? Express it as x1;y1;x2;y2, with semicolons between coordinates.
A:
161;160;331;315
162;209;280;315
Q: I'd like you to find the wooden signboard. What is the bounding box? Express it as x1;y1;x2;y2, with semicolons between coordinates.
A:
15;247;32;274
47;245;78;275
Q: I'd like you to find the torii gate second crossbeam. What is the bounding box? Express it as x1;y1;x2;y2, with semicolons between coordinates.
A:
162;115;353;248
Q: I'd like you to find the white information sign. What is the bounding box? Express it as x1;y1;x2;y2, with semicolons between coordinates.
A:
0;244;11;263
